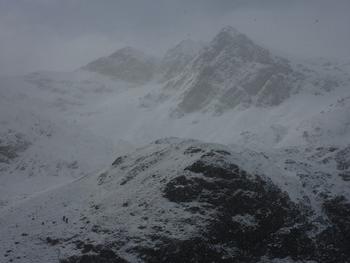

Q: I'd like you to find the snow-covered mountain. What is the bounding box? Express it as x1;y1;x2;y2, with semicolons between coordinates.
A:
0;26;349;262
142;26;348;118
161;26;299;115
0;26;349;202
1;139;349;262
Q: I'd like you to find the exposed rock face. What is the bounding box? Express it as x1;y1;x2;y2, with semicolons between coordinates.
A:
83;47;157;84
320;196;350;263
159;151;312;262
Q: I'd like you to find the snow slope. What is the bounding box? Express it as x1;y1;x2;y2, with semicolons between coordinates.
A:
0;71;129;207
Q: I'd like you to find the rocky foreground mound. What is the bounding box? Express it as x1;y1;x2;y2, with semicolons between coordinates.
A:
0;138;349;263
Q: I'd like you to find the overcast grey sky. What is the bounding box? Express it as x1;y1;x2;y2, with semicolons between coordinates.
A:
0;0;349;75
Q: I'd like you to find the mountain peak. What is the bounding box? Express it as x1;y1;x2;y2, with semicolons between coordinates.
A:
218;25;242;37
209;25;273;65
211;26;252;50
212;26;246;44
157;26;292;115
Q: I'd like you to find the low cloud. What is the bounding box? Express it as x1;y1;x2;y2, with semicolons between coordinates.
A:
0;0;349;75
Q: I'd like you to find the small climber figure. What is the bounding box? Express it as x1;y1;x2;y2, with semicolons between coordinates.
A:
62;216;68;223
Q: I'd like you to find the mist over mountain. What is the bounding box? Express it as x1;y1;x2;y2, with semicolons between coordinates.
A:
0;18;350;263
83;47;158;84
160;39;206;81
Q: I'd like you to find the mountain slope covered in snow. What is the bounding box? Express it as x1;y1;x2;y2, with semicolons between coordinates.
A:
0;26;349;263
0;138;349;262
0;27;349;206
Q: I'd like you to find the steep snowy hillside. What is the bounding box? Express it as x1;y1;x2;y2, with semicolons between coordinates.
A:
0;72;130;207
0;138;349;263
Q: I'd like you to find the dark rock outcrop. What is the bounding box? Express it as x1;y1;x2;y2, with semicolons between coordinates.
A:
159;149;314;262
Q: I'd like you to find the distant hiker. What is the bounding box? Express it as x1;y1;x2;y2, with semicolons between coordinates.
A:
62;216;66;222
65;218;68;224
